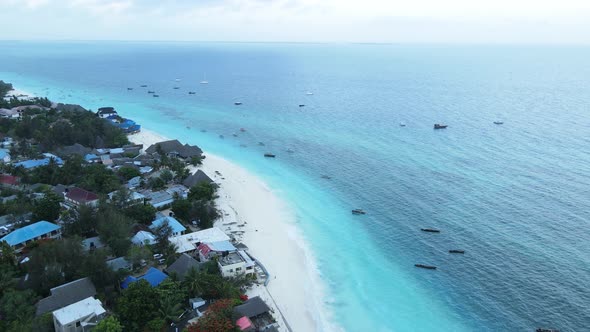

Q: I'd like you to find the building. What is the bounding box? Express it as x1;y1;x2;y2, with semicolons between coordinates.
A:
218;250;256;278
81;236;104;252
165;253;204;280
64;187;99;207
166;184;189;199
54;144;92;159
142;190;174;208
145;140;203;160
0;174;19;187
232;296;277;331
150;216;186;237
106;257;132;272
183;170;214;188
36;278;97;316
169;227;230;254
121;267;167;289
131;230;157;246
198;240;237;262
0;148;11;162
52;297;106;332
96;107;117;118
14;153;64;169
0;221;61;253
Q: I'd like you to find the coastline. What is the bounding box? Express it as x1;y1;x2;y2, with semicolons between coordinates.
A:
130;129;337;332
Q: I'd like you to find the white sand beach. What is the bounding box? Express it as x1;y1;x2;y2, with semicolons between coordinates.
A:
130;129;335;332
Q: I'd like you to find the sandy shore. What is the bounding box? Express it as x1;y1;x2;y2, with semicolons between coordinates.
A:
130;129;334;332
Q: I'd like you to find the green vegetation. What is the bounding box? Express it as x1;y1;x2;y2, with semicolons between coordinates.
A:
172;182;219;229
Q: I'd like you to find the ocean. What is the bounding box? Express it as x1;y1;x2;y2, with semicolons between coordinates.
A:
1;41;589;331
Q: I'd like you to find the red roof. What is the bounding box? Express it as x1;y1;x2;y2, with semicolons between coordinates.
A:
0;174;19;186
236;316;253;331
198;243;211;256
65;187;99;203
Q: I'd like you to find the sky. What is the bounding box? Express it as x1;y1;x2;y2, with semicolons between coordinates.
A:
1;0;590;43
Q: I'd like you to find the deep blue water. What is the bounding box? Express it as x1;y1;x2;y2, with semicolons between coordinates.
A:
1;41;590;331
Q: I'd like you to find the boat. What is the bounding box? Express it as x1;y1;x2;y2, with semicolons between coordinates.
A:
258;142;265;146
234;102;242;105
140;85;148;87
299;104;305;107
421;228;440;233
153;94;159;97
264;153;276;158
232;133;238;137
286;149;295;153
399;122;406;127
449;249;465;254
201;129;207;132
434;124;448;129
173;87;180;90
148;91;155;94
352;209;366;215
240;128;246;132
188;92;196;94
415;264;437;270
306;92;314;95
200;73;209;84
493;121;504;125
175;78;181;82
536;329;560;332
321;175;332;180
219;135;224;139
127;87;133;90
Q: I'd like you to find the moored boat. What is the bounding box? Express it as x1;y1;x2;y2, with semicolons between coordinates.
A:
173;87;180;89
352;209;366;215
421;228;441;233
434;124;448;129
449;249;465;254
234;102;243;105
188;91;196;94
127;87;133;90
299;104;305;107
153;94;159;97
399;122;406;127
140;85;148;87
321;175;332;180
264;153;276;158
415;264;437;270
148;91;155;94
493;121;504;125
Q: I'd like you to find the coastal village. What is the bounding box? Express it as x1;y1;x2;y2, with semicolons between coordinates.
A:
0;80;290;332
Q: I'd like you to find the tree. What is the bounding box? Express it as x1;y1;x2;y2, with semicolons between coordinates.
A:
97;207;132;257
0;264;17;296
82;251;116;289
188;182;216;201
153;220;173;254
32;191;62;222
148;177;165;191
186;299;237;332
0;289;37;326
117;166;141;181
160;169;173;183
64;204;96;236
116;280;159;332
110;187;131;209
126;245;152;269
171;198;191;222
94;316;124;332
123;203;156;225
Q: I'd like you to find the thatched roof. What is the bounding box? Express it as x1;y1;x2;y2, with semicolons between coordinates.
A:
145;140;202;159
183;170;213;188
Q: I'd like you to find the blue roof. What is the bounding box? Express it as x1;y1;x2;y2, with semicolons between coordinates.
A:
0;221;60;246
207;240;237;252
150;216;186;234
0;148;9;159
14;154;64;169
84;154;98;161
121;267;167;289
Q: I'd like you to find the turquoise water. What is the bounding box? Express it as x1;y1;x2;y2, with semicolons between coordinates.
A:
1;41;590;331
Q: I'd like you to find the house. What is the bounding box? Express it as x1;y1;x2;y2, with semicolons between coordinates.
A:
131;230;157;246
183;170;214;188
164;253;204;281
84;154;99;163
145;140;203;160
0;148;11;162
0;221;61;253
108;190;145;205
169;227;230;254
236;316;254;331
189;297;209;317
166;184;189;199
232;296;276;331
54;143;92;159
14;153;64;169
198;240;237;262
36;277;97;316
96;107;117;118
0;108;20;118
0;174;19;187
64;187;99;207
150;216;186;237
217;250;256;278
127;176;141;189
81;236;104;252
106;257;132;272
142;190;174;208
52;297;106;332
121;267;167;289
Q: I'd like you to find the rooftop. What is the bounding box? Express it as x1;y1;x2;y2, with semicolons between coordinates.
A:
121;267;167;289
183;170;213;188
106;257;132;271
145;139;203;159
199;240;236;256
65;187;99;204
0;174;19;186
0;221;60;246
218;251;244;266
131;230;156;245
36;277;96;316
52;297;105;325
164;253;204;280
169;227;230;254
233;296;271;318
150;216;186;234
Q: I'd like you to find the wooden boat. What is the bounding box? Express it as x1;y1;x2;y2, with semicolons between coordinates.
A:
434;124;448;129
536;329;560;332
449;249;465;254
352;209;366;215
258;142;265;146
188;91;196;94
415;264;437;270
299;104;305;107
234;102;243;105
147;91;155;94
321;175;332;180
153;94;159;97
493;121;504;125
399;122;406;127
421;228;440;233
240;128;246;132
173;87;180;89
127;87;133;90
264;153;276;158
140;85;148;87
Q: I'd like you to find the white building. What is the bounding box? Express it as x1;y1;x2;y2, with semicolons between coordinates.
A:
169;227;230;254
52;297;106;332
217;250;256;278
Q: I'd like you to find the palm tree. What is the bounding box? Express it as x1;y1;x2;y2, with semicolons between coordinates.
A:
158;295;184;324
183;267;205;297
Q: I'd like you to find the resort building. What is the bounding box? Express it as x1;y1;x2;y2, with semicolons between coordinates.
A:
232;296;277;331
131;230;157;246
0;221;61;253
36;278;97;316
217;250;256;278
52;297;106;332
150;216;186;237
165;253;204;280
169;227;230;254
183;170;214;188
145;139;203;160
198;240;237;262
64;187;99;207
142;190;174;208
14;153;64;169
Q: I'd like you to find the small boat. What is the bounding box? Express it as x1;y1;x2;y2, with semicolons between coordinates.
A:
186;126;190;129
434;124;448;129
449;249;465;254
493;121;504;125
321;175;332;180
536;329;560;332
153;94;159;97
173;87;180;90
219;135;224;139
286;149;295;153
399;122;406;127
299;104;305;107
175;78;181;82
200;129;207;132
232;133;238;137
352;209;366;215
258;142;265;146
240;128;246;132
188;91;196;94
306;92;314;95
200;73;208;84
264;153;276;158
140;85;148;87
421;228;440;233
234;102;243;105
148;91;155;94
415;264;437;270
127;87;133;90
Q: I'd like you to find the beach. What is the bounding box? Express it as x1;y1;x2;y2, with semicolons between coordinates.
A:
130;129;335;332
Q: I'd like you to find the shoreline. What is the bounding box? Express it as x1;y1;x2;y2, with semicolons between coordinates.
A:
130;129;337;332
